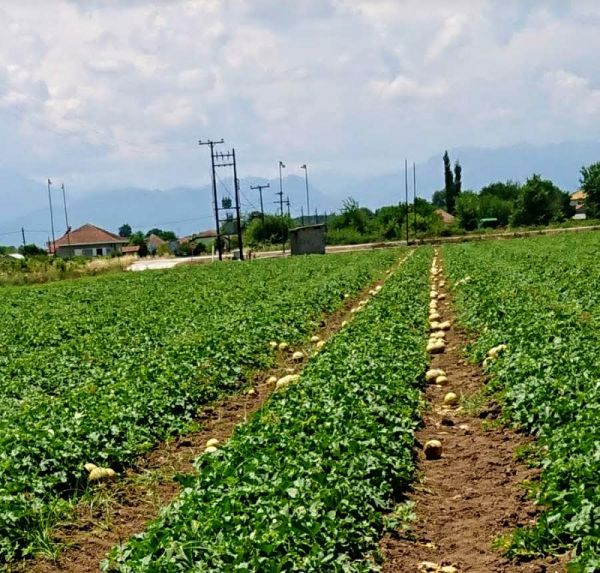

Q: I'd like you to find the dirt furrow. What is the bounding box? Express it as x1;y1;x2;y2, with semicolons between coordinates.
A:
380;250;567;573
20;251;413;573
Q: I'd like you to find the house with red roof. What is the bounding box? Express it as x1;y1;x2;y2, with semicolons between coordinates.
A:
48;224;128;258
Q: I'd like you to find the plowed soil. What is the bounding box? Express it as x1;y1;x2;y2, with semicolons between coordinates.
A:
380;253;568;573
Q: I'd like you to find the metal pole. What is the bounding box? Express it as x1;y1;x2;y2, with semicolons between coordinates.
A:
278;161;285;217
47;179;56;254
21;227;26;249
301;164;310;224
301;205;304;226
61;183;71;246
413;162;417;238
404;159;409;245
232;148;244;261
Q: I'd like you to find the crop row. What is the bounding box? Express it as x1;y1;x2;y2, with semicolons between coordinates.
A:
0;250;401;562
104;248;433;572
443;232;600;572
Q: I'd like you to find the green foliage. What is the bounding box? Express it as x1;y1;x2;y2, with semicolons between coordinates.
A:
245;214;291;246
511;174;570;226
336;197;370;233
105;249;432;572
479;181;520;202
118;224;132;238
479;194;514;226
432;190;446;209
454;161;462;195
128;232;148;256
0;249;401;562
442;151;462;215
145;228;177;242
444;232;600;571
579;162;600;218
19;244;47;256
455;191;480;231
443;151;455;214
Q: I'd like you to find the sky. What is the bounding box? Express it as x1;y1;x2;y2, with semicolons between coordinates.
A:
1;0;600;199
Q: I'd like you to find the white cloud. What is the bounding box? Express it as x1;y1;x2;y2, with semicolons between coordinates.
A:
0;1;600;192
426;14;466;62
371;75;448;101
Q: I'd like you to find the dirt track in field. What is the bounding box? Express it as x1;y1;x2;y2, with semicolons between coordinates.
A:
380;251;567;573
20;252;413;573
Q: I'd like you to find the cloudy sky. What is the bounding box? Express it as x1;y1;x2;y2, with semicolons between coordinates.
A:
1;0;600;196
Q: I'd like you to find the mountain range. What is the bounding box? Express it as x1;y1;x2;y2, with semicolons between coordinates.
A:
1;140;599;245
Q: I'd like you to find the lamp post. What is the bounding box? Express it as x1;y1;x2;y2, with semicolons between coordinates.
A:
47;179;56;254
300;164;310;224
278;161;285;217
61;183;71;246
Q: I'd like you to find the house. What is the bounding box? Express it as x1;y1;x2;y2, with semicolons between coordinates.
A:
179;229;229;253
434;209;456;224
570;190;587;220
146;233;166;254
48;224;128;257
122;245;141;255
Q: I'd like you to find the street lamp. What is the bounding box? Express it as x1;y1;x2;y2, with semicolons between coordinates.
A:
47;179;56;254
300;164;310;224
278;160;286;217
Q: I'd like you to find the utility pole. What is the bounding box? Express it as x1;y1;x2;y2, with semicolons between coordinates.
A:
250;183;269;223
278;161;285;217
47;179;56;254
21;227;26;249
231;148;244;261
300;164;310;224
404;159;409;245
413;162;417;238
213;148;244;261
61;183;71;246
199;139;224;260
286;195;290;218
301;205;305;226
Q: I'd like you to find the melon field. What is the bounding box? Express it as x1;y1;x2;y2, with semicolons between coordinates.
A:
2;233;599;572
0;249;400;562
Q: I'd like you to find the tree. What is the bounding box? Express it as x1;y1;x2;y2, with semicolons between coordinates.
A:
454;161;462;196
145;228;178;242
128;231;148;256
432;190;446;209
245;215;290;246
479;181;520;202
579;162;600;218
118;223;132;238
443;151;455;214
19;244;47;256
479;195;513;226
455;191;480;231
511;174;568;226
337;197;368;233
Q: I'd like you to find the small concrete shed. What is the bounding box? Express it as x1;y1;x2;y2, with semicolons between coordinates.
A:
289;224;326;255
